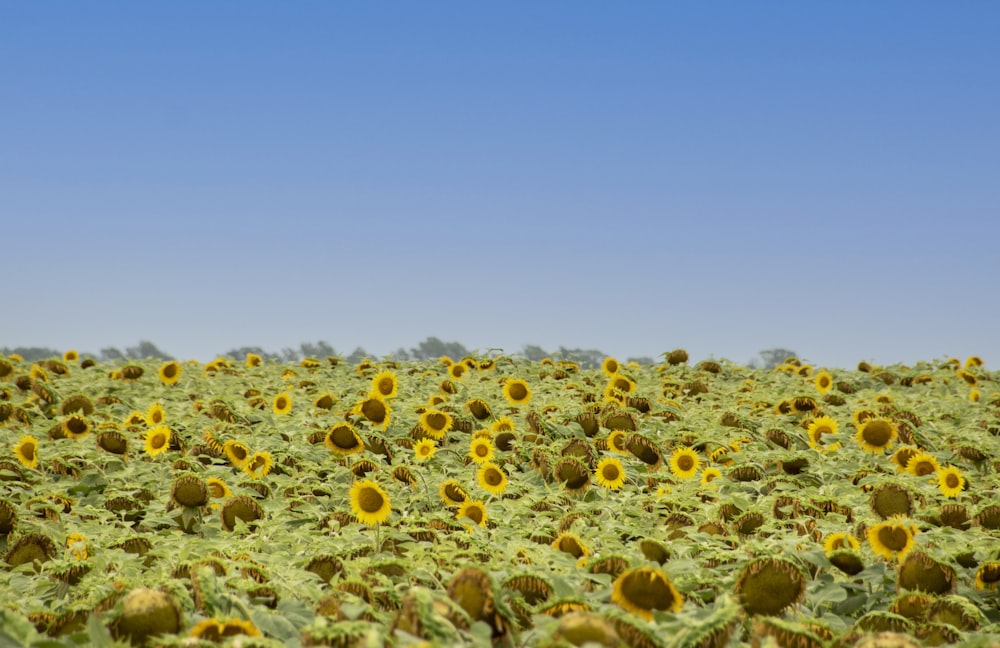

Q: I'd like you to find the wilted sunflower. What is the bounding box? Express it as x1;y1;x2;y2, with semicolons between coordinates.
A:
469;437;494;465
349;479;392;526
457;499;488;527
502;378;533;406
325;423;365;456
905;451;940;477
477;462;508;496
354;395;391;430
552;532;590;561
868;519;917;560
611;567;683;620
371;370;399;399
595;457;626;490
158;360;182;385
669;447;700;480
813;370;833;394
439;480;469;507
62;414;91;440
223;440;251;468
13;435;39;469
144;426;172;458
855;418;897;453
937;465;965;498
419;409;453;440
412;438;436;462
975;562;1000;591
146;402;167;426
243;451;273;478
207;477;231;500
272;392;293;415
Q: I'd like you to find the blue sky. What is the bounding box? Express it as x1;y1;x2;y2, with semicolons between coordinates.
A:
3;3;998;367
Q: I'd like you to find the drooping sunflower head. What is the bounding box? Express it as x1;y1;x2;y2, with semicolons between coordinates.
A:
735;557;807;616
144;426;172;458
477;462;508;496
611;567;683;620
897;551;956;595
112;588;182;646
222;440;251;468
465;398;493;421
243;451;273;479
219;495;264;532
349;479;392;526
855;418;898;453
325;423;365;455
553;457;591;492
669;447;700;479
975;561;1000;591
188;618;262;641
502;378;533;406
595;457;626;490
439;479;469;507
171;475;209;508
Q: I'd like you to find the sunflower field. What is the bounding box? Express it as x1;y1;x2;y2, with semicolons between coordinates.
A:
1;350;999;647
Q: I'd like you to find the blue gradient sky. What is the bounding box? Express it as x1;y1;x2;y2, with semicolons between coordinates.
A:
3;3;998;367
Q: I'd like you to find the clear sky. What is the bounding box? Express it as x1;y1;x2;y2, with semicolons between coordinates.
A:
3;2;998;368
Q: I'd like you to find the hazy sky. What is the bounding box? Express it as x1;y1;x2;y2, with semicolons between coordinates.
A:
3;3;998;368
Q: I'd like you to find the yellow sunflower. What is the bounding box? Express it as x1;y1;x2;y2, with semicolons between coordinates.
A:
807;415;839;449
272;392;293;415
905;451;940;477
456;499;488;527
490;416;516;435
245;353;263;368
206;477;231;499
439;479;469;507
611;567;683;620
607;430;630;455
370;370;399;399
700;467;722;486
937;465;965;498
62;349;79;363
189;618;262;641
349;479;392;526
413;438;437;462
669;447;700;480
62;414;91;440
975;562;1000;591
65;532;88;561
468;437;494;465
477;462;508;496
354;395;392;431
867;519;916;560
854;418;897;453
243;451;273;478
223;440;251;468
969;389;981;403
144;426;172;458
419;409;453;440
324;423;365;455
448;363;467;380
123;410;147;427
823;532;860;554
13;435;39;469
145;402;167;426
157;361;182;385
601;357;620;376
502;378;533;406
813;370;833;394
595;457;626;490
551;532;589;561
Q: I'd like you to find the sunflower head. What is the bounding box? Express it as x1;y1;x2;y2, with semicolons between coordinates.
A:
171;475;209;508
611;567;683;620
350;479;392;526
457;499;488;527
595;457;626;490
477;462;508;496
325;423;365;455
112;588;182;646
855;418;898;453
370;370;399;399
867;519;917;561
937;466;965;498
502;378;533;406
419;409;453;440
144;426;172;458
669;447;700;479
905;451;940;477
735;557;807;616
158;361;182;385
222;440;251;468
243;451;274;478
413;438;437;462
13;435;39;470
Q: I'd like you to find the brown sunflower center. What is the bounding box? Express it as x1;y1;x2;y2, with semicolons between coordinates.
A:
877;526;910;551
474;444;489;457
913;461;936;476
163;364;177;378
331;426;359;449
676;454;695;471
21;443;35;460
620;571;676;610
275;397;288;410
425;413;447;431
508;383;528;400
358;487;384;513
945;473;961;488
981;564;1000;584
151;433;168;449
556;536;585;558
484;468;503;486
602;464;620;480
464;505;484;524
65;418;88;435
863;421;893;446
445;484;467;502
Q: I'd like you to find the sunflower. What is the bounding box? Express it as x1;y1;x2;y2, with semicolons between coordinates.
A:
823;533;860;554
439;479;469;506
465;398;493;421
157;361;182;385
62;414;91;440
608;374;636;394
551;532;589;561
413;438;437;462
806;415;838;449
975;562;1000;591
371;370;399;399
223;440;251;468
477;462;508;496
123;410;147;427
65;532;88;561
354;395;391;430
700;467;722;486
419;409;452;440
595;457;626;490
141;426;171;457
607;430;629;455
868;519;916;560
854;418;897;453
206;477;231;500
146;403;167;426
62;349;79;363
457;499;488;527
611;567;683;620
969;389;981;403
601;357;621;376
272;392;293;415
349;479;392;526
313;393;336;410
448;363;467;380
936;465;965;498
955;369;978;387
468;437;494;464
813;370;833;394
189;618;262;641
905;451;940;477
243;451;273;478
491;416;516;435
502;378;533;406
669;447;700;480
245;353;263;368
13;435;39;469
324;423;365;455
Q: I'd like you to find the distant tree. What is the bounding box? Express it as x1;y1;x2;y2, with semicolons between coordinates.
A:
346;347;370;364
123;340;173;360
224;346;279;362
521;345;549;362
100;347;126;362
389;347;412;361
626;356;656;366
758;348;798;370
0;346;63;361
299;340;336;358
409;337;470;361
278;347;301;362
555;346;607;370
